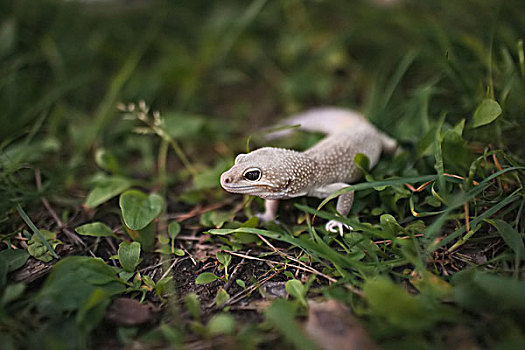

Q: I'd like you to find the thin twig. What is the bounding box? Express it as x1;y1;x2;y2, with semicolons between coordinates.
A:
255;234;363;296
171;201;230;222
464;202;470;233
224;250;338;284
160;257;184;280
224;270;282;307
405;180;433;192
35;170;90;250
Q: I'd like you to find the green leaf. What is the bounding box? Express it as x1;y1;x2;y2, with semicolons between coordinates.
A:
215;287;230;307
119;271;135;282
379;214;403;236
76;288;111;333
118;241;141;272
27;230;62;262
37;256;125;316
168;221;181;239
94;148;120;174
206;313;235;336
199;210;232;229
154;276;173;297
241;216;259;228
216;252;231;267
193;159;232;190
124;220;156;252
119;190;164;230
486;219;524;262
143;274;155;287
0;249;29;272
441;129;472;175
195;272;220;285
285;279;306;300
0;283;26;306
354;153;370;173
264;299;316;350
363;277;452;331
158;235;170;245
75;222;116;238
0;250;29;286
236;279;246;289
85;176;131;208
16;204;59;259
163;112;206;139
471;99;502;128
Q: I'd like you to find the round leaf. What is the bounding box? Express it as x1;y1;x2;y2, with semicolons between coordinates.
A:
216;252;231;267
168;221;181;239
118;241;141;272
75;222;116;238
207;314;235;336
285;279;306;299
471;99;502;128
119;190;164;230
0;249;29;272
215;287;230;307
354;153;370;172
94;148;119;174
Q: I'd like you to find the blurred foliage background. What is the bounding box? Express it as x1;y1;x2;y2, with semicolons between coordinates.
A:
1;0;525;348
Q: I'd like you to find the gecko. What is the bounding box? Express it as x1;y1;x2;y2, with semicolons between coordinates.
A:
220;107;398;236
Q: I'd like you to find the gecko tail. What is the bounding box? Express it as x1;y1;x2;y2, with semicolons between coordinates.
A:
266;107;367;139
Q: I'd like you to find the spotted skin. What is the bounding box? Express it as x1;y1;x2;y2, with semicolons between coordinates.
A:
220;108;397;235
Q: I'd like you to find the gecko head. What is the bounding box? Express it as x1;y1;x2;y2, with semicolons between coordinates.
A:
220;147;313;200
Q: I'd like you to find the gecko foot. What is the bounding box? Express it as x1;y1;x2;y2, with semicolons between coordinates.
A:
325;220;353;237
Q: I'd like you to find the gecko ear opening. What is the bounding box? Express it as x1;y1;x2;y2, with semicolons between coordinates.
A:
235;154;247;164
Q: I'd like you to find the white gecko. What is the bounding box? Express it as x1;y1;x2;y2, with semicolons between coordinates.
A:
220;107;398;236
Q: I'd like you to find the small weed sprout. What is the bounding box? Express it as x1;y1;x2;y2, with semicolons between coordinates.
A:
117;101;197;177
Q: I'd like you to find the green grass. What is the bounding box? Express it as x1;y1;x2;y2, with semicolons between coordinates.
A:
1;0;524;349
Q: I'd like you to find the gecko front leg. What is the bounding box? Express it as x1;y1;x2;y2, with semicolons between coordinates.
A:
256;199;279;222
309;183;354;236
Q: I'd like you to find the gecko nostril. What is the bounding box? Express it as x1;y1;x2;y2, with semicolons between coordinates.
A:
224;177;231;184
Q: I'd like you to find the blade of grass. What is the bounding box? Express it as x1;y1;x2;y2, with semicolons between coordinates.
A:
207;227;367;272
381;51;418;111
317;174;437;210
72;25;158;163
178;0;268;108
486;218;524;273
424;166;524;242
16;203;59;259
518;39;525;78
429;187;522;252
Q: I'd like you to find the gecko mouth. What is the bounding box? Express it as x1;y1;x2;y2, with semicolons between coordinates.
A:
221;183;280;193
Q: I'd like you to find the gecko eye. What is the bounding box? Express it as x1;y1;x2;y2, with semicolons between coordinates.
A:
243;168;261;181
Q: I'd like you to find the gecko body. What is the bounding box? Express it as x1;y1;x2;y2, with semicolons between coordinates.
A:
220;108;397;235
